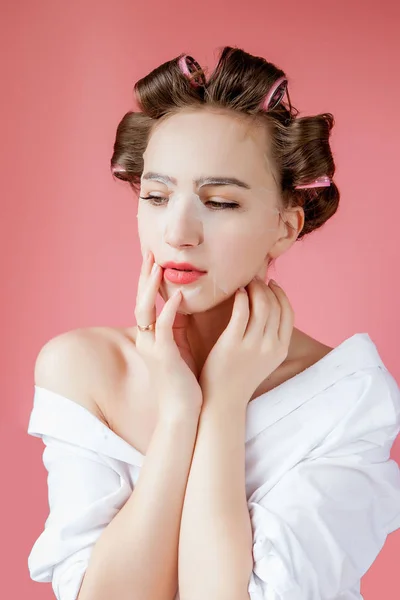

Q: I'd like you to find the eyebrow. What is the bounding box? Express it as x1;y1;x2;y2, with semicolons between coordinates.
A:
141;172;251;190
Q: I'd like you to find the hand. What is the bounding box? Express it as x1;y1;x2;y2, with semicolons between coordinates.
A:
134;250;203;421
198;277;295;408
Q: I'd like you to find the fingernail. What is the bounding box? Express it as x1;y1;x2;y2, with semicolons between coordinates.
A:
270;279;278;285
151;263;159;274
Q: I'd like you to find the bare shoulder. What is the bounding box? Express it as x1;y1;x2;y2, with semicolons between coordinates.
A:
34;326;136;426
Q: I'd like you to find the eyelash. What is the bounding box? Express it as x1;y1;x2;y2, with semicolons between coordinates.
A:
139;194;239;210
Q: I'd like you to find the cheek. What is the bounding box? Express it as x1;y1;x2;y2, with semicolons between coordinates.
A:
209;234;262;294
216;232;261;268
137;210;158;242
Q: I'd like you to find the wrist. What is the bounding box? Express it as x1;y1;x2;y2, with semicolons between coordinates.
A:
202;394;247;417
158;404;201;427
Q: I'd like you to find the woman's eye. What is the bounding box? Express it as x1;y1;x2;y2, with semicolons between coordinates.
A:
139;194;168;206
139;194;239;210
207;200;238;210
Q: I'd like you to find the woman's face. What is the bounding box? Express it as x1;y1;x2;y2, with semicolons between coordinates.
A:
137;108;299;313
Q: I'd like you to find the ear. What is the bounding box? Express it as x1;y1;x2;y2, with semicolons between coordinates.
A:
268;206;304;261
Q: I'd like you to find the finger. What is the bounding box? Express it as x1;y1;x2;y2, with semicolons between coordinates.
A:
226;287;250;340
244;278;277;340
267;281;295;344
171;311;192;350
136;250;156;299
135;252;163;343
155;289;182;346
262;281;281;336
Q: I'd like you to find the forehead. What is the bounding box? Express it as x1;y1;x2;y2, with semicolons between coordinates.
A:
143;109;271;185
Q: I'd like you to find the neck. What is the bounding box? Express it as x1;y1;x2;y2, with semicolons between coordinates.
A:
185;294;237;374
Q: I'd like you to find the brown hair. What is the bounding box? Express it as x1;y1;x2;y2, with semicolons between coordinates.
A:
110;46;339;239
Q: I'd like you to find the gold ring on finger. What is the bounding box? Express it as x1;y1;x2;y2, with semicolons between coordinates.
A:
137;321;156;332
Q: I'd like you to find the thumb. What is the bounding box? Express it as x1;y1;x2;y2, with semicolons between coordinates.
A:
172;311;191;350
172;312;199;378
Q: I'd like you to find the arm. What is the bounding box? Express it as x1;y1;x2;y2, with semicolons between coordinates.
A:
178;400;254;600
78;411;199;600
178;366;400;600
31;332;200;600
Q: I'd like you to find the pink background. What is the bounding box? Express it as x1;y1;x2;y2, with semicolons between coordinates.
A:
2;0;399;598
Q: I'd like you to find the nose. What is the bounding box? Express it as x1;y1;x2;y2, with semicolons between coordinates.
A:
163;196;203;248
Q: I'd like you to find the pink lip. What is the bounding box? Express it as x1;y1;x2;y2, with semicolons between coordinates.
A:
162;261;206;272
164;268;206;285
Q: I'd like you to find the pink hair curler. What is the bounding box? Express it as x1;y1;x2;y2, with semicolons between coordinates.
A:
261;76;288;111
294;175;331;189
178;55;206;88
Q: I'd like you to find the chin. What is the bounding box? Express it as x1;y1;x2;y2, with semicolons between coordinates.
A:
177;289;236;315
161;276;237;305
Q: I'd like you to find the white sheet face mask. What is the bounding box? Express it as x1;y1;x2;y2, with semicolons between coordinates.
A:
136;114;285;315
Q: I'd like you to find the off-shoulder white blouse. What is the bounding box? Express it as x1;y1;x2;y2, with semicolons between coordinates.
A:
27;333;400;600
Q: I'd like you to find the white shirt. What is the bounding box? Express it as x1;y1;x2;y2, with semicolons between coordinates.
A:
27;332;400;600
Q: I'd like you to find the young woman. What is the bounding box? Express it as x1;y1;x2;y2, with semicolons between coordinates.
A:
28;47;400;600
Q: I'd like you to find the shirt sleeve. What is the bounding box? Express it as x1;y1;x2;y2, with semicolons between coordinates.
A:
28;435;134;600
247;367;400;600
